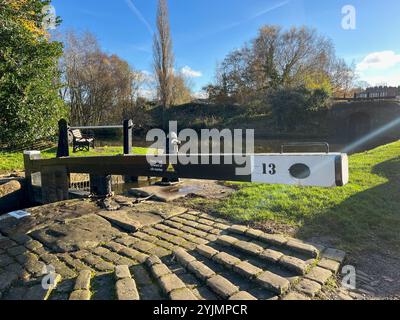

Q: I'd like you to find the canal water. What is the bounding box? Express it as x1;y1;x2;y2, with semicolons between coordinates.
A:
96;136;375;155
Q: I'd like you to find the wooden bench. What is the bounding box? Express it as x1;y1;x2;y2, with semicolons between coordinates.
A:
69;129;95;153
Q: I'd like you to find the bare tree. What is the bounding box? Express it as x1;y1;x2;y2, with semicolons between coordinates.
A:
329;58;356;97
61;30;142;125
153;0;174;128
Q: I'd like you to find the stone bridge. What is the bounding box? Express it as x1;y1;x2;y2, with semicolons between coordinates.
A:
329;99;400;146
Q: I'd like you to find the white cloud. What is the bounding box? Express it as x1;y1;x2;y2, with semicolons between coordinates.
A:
193;91;209;99
138;88;156;100
137;71;156;100
140;70;155;83
356;51;400;71
180;66;203;78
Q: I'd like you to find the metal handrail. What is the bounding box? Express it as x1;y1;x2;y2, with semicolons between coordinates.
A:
281;142;330;154
69;125;123;130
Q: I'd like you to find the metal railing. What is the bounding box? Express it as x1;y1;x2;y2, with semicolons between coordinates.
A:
57;119;134;158
281;142;330;154
69;125;123;130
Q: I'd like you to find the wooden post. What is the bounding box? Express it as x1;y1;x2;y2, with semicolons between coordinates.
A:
57;119;69;158
123;119;138;183
90;175;112;197
23;151;42;204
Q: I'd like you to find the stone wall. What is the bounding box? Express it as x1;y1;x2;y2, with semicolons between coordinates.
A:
329;100;400;146
0;177;27;214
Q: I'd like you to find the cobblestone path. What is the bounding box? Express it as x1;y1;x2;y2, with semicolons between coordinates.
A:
0;199;347;300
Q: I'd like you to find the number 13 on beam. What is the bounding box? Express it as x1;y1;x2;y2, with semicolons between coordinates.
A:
250;153;349;188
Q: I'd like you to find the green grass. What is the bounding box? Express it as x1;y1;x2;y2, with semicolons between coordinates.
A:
0;146;149;173
192;141;400;254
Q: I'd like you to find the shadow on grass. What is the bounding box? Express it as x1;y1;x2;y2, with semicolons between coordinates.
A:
297;156;400;255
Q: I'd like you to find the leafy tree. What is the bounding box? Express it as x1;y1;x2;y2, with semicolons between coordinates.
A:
303;72;333;95
61;31;144;126
122;97;155;130
0;0;66;148
269;87;330;131
207;25;355;106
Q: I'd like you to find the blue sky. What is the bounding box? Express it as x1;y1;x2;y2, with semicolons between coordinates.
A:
52;0;400;93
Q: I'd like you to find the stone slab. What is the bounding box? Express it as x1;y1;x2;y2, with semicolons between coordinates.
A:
115;265;131;280
196;245;219;259
69;290;91;300
318;258;341;274
295;279;322;297
233;261;263;279
286;239;319;258
213;252;241;269
0;200;99;237
305;266;333;285
229;291;257;301
279;256;308;275
30;214;122;253
97;211;142;233
129;185;189;202
170;288;198;300
159;274;186;294
256;271;290;295
74;270;92;290
282;292;311;300
174;248;196;267
187;261;216;281
151;263;172;279
206;275;239;299
116;278;140;300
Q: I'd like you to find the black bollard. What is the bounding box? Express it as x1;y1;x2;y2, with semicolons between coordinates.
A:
57;119;70;158
123;119;138;183
123;119;133;155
